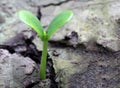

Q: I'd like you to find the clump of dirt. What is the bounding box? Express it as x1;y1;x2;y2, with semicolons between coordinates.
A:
0;33;58;88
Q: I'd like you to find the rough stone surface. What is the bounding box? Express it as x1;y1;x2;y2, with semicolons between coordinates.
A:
0;49;37;88
0;0;120;88
0;49;13;88
46;0;120;51
0;49;52;88
1;0;120;51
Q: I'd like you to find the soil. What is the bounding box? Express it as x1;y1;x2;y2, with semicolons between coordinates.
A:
49;41;120;88
0;0;120;88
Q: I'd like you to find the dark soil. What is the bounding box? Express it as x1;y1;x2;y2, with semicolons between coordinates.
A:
49;39;120;88
68;50;120;88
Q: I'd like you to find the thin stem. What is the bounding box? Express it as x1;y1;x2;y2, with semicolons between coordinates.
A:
40;40;48;80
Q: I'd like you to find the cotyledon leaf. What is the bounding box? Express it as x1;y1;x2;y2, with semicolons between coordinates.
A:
46;10;73;40
18;10;44;40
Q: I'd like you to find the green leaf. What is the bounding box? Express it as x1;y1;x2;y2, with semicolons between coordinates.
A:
46;10;73;40
18;10;44;40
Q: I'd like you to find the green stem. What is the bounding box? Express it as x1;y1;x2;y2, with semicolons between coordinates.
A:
40;40;48;80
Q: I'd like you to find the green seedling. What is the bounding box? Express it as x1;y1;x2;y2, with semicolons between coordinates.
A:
18;10;73;80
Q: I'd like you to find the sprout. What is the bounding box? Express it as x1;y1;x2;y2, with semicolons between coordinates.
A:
18;10;73;80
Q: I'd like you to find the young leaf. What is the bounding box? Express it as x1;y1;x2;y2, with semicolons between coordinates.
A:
18;10;44;40
46;10;73;40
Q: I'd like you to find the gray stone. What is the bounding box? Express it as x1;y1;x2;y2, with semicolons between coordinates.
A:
0;14;5;24
0;0;119;51
0;49;38;88
42;0;120;51
0;0;39;44
0;49;52;88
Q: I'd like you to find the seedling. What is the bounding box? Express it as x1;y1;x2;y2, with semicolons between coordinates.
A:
18;10;73;80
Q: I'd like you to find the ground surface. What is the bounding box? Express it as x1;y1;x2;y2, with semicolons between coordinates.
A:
0;0;120;88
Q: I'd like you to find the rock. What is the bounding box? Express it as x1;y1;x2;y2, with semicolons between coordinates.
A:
0;0;120;50
97;37;120;51
42;0;120;51
0;0;39;44
0;49;38;88
0;49;53;88
0;14;5;24
0;49;12;88
49;47;88;88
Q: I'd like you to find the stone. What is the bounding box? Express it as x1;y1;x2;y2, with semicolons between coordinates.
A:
0;14;5;24
0;49;37;88
0;49;52;88
43;0;120;51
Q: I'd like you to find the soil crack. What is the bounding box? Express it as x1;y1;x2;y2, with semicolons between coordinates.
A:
40;0;74;8
37;0;74;21
0;34;58;88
